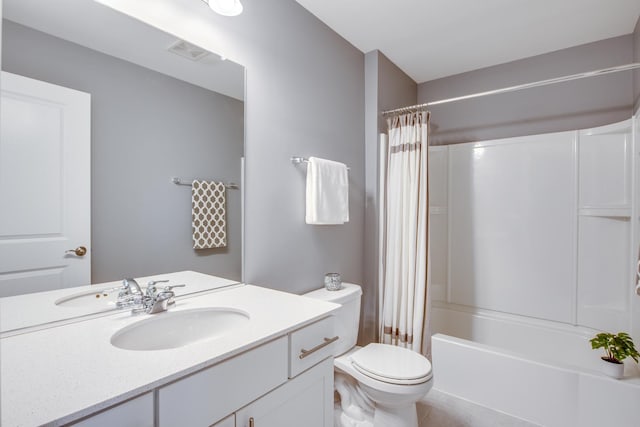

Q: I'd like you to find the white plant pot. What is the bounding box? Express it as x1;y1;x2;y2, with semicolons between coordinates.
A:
600;357;624;379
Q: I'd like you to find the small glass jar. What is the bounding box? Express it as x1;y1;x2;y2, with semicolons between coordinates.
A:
324;273;342;291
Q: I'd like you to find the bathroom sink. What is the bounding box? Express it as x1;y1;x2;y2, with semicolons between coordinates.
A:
110;307;250;351
55;288;121;308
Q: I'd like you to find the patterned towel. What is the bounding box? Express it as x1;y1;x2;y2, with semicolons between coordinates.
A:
192;180;227;249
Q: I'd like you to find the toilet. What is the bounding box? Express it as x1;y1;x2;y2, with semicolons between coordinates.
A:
305;283;432;427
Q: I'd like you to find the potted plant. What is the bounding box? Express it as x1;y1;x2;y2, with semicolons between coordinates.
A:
590;332;640;379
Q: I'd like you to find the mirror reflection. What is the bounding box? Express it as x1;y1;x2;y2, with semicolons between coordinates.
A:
0;0;245;303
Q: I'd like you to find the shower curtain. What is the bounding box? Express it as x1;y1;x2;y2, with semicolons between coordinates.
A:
379;110;431;357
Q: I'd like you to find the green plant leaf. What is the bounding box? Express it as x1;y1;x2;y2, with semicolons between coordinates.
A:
590;331;639;363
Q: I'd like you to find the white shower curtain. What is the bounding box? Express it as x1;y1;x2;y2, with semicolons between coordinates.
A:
379;110;431;357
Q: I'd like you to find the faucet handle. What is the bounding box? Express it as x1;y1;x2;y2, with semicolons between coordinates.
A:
118;278;137;298
120;278;142;295
122;278;139;287
147;280;169;287
146;280;169;297
162;284;186;291
158;284;185;307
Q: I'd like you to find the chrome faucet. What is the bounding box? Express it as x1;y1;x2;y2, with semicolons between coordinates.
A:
145;280;169;300
141;285;184;314
116;278;185;314
116;278;144;309
118;278;142;298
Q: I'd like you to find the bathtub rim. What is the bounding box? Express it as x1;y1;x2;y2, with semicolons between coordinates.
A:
431;302;640;382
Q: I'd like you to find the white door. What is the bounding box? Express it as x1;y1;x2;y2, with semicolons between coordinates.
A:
0;71;91;297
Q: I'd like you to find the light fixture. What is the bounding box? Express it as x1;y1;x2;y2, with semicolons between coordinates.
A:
205;0;243;16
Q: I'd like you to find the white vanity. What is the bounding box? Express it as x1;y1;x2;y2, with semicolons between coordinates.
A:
0;278;339;426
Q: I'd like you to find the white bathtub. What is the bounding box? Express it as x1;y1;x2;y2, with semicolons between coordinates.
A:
431;305;640;427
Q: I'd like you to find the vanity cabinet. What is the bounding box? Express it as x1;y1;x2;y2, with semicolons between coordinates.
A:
1;284;339;427
158;317;335;427
158;336;289;426
236;357;334;427
68;393;153;427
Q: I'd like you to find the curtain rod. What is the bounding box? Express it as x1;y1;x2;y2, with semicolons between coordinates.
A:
382;62;640;118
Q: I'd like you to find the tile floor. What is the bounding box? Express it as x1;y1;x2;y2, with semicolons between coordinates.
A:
417;390;538;427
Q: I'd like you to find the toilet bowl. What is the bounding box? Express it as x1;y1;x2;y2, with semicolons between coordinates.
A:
335;345;432;427
304;283;432;427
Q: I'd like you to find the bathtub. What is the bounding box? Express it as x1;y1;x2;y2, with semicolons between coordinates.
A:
431;305;640;427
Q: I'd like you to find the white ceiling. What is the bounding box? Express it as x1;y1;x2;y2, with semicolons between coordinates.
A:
296;0;640;83
2;0;244;100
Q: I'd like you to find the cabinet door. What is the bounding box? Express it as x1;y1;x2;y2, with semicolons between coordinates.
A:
236;358;333;427
158;336;288;427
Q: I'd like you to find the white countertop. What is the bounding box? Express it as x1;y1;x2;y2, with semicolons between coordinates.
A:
0;271;240;334
1;284;339;426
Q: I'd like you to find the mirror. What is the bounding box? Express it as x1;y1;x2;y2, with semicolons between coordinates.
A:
0;0;244;323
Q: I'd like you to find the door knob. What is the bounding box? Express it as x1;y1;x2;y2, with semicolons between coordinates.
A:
65;246;87;257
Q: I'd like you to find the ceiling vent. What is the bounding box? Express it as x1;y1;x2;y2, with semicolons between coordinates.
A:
167;40;210;61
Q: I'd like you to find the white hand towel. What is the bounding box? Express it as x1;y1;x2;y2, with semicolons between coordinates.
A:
305;157;349;225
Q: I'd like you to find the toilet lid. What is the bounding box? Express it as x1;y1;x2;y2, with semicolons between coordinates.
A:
351;343;432;385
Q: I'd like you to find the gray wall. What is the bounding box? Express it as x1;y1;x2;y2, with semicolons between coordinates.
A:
418;35;635;145
2;20;244;283
195;0;366;294
363;50;416;343
1;0;366;329
377;52;418;132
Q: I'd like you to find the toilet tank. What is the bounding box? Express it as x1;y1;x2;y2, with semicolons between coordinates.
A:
303;283;362;356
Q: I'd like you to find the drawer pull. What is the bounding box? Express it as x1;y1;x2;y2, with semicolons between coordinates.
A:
299;336;339;359
249;417;255;427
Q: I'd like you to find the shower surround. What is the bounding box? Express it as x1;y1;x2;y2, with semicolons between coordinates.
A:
428;117;640;426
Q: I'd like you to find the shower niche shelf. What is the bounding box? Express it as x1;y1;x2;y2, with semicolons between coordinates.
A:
578;207;631;218
577;120;634;332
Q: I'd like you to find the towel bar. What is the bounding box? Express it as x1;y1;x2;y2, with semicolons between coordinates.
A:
171;177;239;189
291;156;350;170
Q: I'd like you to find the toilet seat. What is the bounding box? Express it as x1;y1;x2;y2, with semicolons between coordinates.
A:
350;343;432;385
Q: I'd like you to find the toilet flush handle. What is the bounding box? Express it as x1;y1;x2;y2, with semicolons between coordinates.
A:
299;336;339;359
